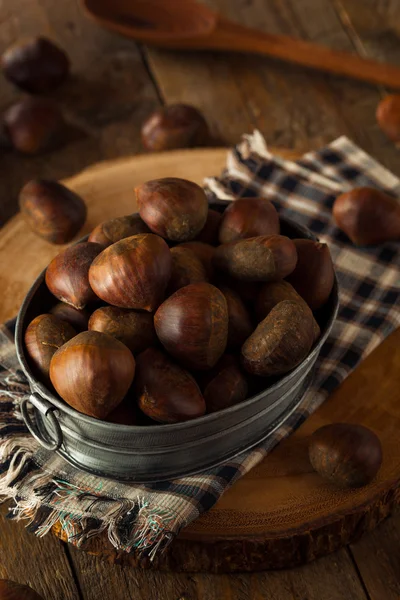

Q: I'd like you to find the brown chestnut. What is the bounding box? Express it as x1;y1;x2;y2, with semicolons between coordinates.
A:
256;280;303;321
88;214;150;247
50;331;135;419
89;234;171;311
214;235;297;282
167;246;208;294
309;423;382;488
106;397;139;426
333;187;400;246
50;302;90;332
286;239;334;310
0;579;44;600
19;179;87;244
195;209;222;245
219;286;253;350
24;314;76;384
376;94;400;143
154;282;228;370
89;306;157;354
179;241;215;279
141;104;209;152
241;300;316;377
218;198;280;244
46;242;103;309
135;348;206;423
3;97;64;154
1;37;69;93
136;178;208;242
199;354;248;413
215;272;262;305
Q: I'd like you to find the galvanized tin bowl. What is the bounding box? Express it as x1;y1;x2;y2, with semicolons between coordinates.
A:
16;201;339;482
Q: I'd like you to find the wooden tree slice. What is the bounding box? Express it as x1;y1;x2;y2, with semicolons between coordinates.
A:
1;147;399;572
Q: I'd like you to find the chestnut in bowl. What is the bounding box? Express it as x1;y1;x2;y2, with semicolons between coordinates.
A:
218;197;280;244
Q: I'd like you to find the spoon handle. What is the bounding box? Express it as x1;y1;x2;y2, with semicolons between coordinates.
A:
210;18;400;89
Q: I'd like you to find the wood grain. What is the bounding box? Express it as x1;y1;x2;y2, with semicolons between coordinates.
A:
6;147;395;572
0;506;79;600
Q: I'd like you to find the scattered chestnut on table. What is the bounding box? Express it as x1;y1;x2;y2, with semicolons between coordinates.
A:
218;197;280;244
19;179;87;244
45;242;103;309
1;36;70;94
333;187;400;246
50;331;136;419
3;97;65;155
0;579;44;600
141;104;210;152
309;423;383;488
136;177;208;242
88;214;150;247
286;239;334;310
376;94;400;143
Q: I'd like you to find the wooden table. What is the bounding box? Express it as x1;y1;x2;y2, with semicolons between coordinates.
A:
0;0;399;598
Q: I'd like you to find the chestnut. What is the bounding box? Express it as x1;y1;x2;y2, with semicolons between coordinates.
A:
88;306;157;355
256;280;303;321
106;396;139;426
3;97;65;155
19;179;87;244
333;187;400;246
376;94;400;143
309;423;382;488
0;579;44;600
88;214;150;247
46;242;103;309
167;246;208;294
50;302;90;332
195;209;222;245
199;354;248;413
89;234;171;311
219;286;253;350
214;235;297;282
216;272;262;305
154;282;228;370
135;178;208;242
241;300;316;377
218;198;280;244
135;348;206;423
1;37;69;94
179;241;215;279
286;239;334;310
24;314;76;384
50;331;135;419
141;104;209;152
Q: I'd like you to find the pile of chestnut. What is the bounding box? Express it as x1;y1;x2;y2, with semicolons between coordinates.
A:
24;177;336;426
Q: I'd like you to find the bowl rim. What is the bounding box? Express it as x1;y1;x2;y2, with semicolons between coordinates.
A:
15;206;340;433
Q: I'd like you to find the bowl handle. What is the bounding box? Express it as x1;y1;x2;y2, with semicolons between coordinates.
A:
20;393;63;451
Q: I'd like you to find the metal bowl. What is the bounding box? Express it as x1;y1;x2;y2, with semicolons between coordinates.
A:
15;202;339;482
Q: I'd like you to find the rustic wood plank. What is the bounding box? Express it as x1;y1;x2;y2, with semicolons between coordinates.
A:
144;0;398;172
0;0;160;226
69;545;368;600
0;506;79;600
349;510;400;600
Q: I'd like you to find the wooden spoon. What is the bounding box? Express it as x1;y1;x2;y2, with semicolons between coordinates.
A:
82;0;400;89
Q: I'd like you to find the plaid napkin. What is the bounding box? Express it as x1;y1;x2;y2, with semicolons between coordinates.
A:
0;132;399;559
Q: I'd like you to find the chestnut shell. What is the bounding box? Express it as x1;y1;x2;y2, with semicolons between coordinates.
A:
136;177;208;242
135;348;206;423
141;104;209;152
45;242;103;309
19;179;87;244
50;331;136;419
309;423;383;488
218;197;280;244
50;302;90;332
167;246;208;294
88;214;150;247
154;282;228;370
89;233;172;311
179;241;215;279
